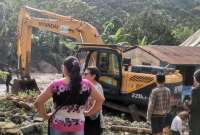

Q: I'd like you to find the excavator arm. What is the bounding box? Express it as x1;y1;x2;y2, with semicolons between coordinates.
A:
17;6;104;78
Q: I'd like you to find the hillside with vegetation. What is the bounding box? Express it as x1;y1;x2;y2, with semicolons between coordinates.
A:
0;0;200;71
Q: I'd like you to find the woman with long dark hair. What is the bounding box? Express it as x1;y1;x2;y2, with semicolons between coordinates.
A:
34;56;105;135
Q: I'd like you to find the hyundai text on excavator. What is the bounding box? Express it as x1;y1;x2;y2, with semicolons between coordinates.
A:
14;6;183;120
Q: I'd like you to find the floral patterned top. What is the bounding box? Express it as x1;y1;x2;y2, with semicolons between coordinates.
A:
48;79;92;132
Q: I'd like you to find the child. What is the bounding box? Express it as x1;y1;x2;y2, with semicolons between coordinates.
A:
171;111;189;135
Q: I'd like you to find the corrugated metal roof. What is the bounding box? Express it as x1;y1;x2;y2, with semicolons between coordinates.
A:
141;45;200;65
180;29;200;47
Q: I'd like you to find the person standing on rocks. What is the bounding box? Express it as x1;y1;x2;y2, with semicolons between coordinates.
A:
83;66;105;135
189;69;200;135
34;56;105;135
147;74;171;135
6;68;12;93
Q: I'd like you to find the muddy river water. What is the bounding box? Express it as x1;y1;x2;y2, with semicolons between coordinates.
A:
0;73;62;95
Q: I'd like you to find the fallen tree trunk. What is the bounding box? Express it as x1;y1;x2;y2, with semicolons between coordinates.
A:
6;95;33;111
111;125;151;134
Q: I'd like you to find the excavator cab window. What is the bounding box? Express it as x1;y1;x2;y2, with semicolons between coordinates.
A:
98;53;109;73
76;50;91;74
77;48;122;94
96;51;121;94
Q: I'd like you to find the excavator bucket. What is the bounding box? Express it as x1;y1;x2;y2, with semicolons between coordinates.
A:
12;79;39;93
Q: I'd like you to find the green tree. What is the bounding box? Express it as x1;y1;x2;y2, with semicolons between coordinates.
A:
124;9;176;45
102;16;124;44
1;0;200;70
172;25;195;44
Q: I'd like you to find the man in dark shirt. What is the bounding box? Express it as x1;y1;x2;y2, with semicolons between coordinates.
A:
190;69;200;135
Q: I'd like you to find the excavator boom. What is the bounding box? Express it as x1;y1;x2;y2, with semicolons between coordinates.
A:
17;6;103;78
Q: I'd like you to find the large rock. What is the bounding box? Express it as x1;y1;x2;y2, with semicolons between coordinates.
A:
37;61;58;73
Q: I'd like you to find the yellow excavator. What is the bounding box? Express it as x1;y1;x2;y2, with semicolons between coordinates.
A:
14;6;183;120
77;44;182;120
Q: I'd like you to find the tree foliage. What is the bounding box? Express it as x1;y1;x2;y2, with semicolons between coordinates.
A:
0;0;200;69
172;25;195;44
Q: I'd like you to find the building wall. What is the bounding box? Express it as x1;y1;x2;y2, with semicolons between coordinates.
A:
124;48;161;66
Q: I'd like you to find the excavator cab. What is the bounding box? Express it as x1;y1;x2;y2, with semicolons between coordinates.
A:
77;45;122;95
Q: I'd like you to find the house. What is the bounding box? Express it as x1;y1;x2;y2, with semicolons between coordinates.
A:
125;45;200;97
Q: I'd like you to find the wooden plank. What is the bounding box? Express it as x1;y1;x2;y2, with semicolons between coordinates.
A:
111;125;151;134
104;101;146;121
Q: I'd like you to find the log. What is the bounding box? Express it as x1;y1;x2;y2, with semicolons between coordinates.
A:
111;125;151;134
6;95;20;101
12;100;33;111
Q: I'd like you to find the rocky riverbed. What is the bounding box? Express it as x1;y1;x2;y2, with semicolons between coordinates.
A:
0;73;189;135
0;94;151;135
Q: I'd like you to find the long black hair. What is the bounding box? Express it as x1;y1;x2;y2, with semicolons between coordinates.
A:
64;56;82;96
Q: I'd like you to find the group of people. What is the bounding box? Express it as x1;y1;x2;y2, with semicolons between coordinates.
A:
34;56;105;135
147;70;200;135
33;55;200;135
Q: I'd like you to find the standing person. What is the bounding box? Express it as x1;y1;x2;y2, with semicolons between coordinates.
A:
147;74;171;135
190;69;200;135
183;95;191;111
34;56;105;135
83;67;105;135
6;68;12;93
171;111;189;135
